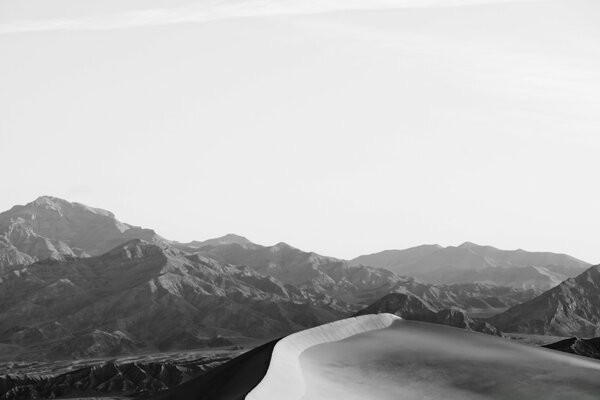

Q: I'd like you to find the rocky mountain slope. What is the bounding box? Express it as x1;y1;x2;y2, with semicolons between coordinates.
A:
490;265;600;337
355;292;500;335
0;239;345;360
543;336;600;360
0;196;161;271
352;242;590;290
0;352;237;400
355;279;539;314
0;197;548;361
195;241;540;313
196;241;402;305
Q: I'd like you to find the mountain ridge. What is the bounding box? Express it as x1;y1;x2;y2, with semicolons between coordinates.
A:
0;196;163;270
0;239;346;360
351;241;590;290
490;264;600;337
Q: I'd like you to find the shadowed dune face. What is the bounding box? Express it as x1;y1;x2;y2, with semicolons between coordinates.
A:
298;320;600;400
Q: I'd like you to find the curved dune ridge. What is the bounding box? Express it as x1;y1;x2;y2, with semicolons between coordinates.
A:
247;314;600;400
246;313;399;400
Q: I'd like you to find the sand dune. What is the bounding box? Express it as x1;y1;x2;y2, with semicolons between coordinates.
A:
247;314;397;400
248;314;600;400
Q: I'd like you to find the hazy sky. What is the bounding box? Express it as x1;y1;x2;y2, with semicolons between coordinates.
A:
1;0;599;262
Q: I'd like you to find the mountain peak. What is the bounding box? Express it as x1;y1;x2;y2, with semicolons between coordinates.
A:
0;196;162;265
272;242;295;250
33;195;67;206
192;233;253;247
212;233;252;244
458;241;479;248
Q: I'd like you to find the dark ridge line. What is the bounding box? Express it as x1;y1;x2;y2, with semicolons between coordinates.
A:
142;338;281;400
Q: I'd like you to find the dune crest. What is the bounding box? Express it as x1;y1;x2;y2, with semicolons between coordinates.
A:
246;313;399;400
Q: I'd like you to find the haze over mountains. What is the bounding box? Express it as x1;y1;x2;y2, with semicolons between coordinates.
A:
352;242;590;290
1;196;590;290
2;196;599;362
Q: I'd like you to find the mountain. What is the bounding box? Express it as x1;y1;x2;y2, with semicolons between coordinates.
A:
543;337;600;360
351;242;590;290
0;239;345;360
352;244;442;272
172;234;254;252
354;293;500;335
0;196;162;271
382;281;540;313
195;241;402;306
490;265;600;337
193;241;542;316
0;350;240;400
192;234;253;248
1;361;196;400
195;240;536;334
0;196;549;361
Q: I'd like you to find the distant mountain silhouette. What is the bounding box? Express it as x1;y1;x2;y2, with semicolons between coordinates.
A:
175;234;254;250
490;265;600;336
352;244;442;272
352;242;589;290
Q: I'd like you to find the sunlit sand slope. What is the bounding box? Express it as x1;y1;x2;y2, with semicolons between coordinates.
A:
246;314;398;400
248;315;600;400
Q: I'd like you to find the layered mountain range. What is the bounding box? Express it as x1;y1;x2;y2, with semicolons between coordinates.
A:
352;242;590;290
0;239;346;360
1;196;596;362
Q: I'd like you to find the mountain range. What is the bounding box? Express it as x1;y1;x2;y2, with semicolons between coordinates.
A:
490;265;600;336
354;292;500;336
0;238;348;360
352;241;590;290
1;196;598;362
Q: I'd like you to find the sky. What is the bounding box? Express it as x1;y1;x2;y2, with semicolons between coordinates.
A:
1;0;599;262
